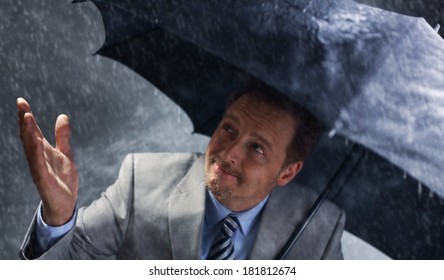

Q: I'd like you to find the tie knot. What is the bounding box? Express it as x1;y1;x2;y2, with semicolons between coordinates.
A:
222;215;240;237
208;214;241;260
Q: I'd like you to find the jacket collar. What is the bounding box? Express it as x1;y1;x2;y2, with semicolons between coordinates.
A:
248;186;309;259
168;155;306;260
168;156;206;259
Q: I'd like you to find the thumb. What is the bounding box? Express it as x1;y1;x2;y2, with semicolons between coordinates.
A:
55;114;73;159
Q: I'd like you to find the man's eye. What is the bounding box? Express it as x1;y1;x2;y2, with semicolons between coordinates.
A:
223;124;234;133
252;144;264;155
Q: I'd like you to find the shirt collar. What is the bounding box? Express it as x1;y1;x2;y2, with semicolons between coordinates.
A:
205;190;269;236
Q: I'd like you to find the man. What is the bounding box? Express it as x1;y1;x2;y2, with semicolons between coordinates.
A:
17;80;345;259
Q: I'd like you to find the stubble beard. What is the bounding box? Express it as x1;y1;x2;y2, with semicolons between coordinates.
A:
205;154;243;200
205;174;233;200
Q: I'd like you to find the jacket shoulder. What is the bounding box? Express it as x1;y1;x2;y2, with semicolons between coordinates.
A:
279;184;345;259
130;152;202;188
252;184;345;259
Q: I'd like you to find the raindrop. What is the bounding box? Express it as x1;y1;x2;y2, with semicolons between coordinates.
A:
403;172;407;180
417;182;422;196
328;128;336;138
177;107;181;124
428;190;434;199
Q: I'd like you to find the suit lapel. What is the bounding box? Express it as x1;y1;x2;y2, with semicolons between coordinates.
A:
168;156;206;259
167;156;318;260
248;186;312;259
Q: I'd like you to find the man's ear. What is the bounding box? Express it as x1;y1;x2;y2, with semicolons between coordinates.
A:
276;161;304;186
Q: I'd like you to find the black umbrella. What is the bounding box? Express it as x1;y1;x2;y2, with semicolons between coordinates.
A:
75;0;444;258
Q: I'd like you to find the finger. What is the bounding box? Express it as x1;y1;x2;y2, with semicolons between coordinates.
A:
55;114;73;159
21;112;53;176
21;113;44;162
17;97;31;125
28;136;51;188
20;114;51;187
17;98;44;139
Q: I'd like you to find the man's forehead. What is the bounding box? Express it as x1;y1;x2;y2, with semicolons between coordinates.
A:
224;112;275;149
223;101;295;152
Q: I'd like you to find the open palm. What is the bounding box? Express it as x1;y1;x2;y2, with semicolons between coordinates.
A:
17;98;78;226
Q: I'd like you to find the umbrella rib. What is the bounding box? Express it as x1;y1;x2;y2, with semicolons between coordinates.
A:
97;27;162;55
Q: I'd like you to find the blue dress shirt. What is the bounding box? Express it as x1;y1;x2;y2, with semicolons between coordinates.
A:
200;191;268;259
35;190;268;259
35;204;77;253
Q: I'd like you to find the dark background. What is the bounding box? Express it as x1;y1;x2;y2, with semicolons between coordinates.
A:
0;0;442;259
0;0;210;259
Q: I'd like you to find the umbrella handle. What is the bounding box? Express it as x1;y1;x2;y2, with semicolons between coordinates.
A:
275;143;364;260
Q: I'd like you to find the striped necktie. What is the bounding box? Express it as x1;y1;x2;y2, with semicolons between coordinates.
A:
208;215;240;260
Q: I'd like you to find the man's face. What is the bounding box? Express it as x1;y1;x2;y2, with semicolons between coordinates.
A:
204;94;302;211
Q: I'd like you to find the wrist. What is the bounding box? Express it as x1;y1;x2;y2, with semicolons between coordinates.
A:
41;203;76;226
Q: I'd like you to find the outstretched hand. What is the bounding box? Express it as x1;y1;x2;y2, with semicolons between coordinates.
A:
17;98;78;226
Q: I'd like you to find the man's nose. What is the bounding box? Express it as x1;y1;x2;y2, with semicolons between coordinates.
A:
222;139;243;166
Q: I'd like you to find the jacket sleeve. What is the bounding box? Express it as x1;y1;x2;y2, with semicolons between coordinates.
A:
19;154;135;260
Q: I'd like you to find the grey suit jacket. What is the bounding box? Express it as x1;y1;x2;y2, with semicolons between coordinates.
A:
20;153;345;259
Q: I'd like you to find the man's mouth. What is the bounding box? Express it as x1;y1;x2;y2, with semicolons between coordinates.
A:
215;162;236;177
210;155;242;181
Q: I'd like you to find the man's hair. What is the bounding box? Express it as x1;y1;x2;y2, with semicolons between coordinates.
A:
227;78;323;166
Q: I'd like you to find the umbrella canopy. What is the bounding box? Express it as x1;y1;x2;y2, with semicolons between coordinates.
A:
294;134;444;259
80;0;444;258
